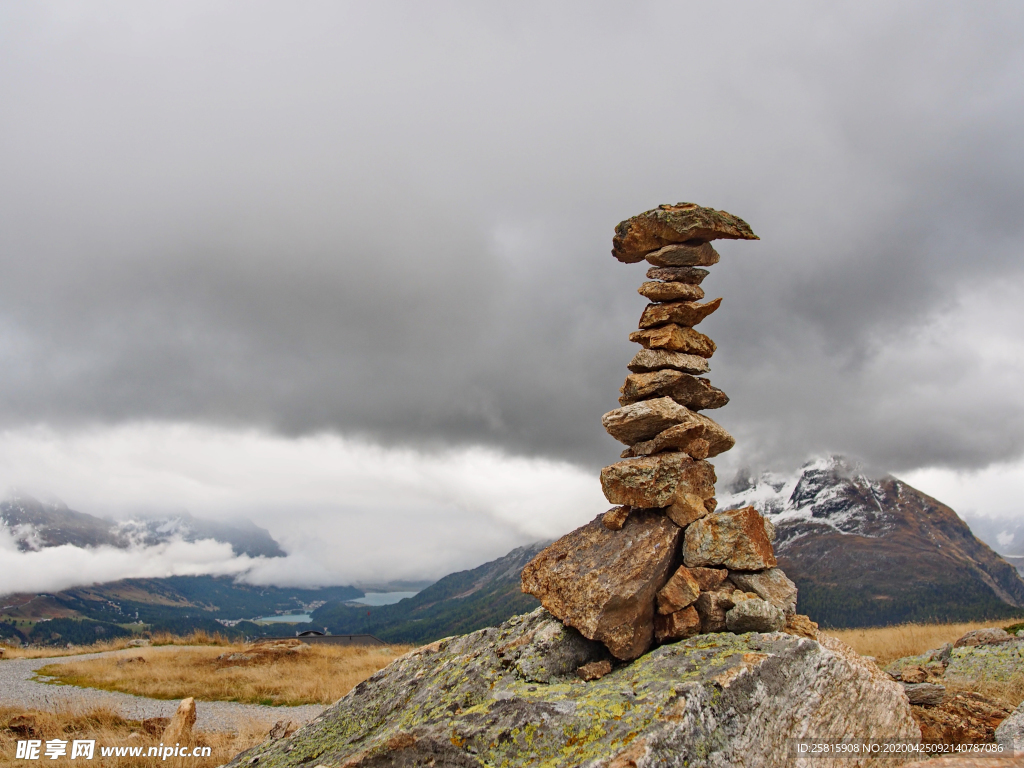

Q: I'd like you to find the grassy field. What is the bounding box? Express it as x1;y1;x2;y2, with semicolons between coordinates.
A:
34;639;414;706
0;705;265;768
824;617;1024;665
0;630;236;660
825;617;1024;711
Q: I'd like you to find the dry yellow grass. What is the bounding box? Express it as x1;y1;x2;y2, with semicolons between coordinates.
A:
824;617;1024;666
35;640;414;706
1;630;233;660
0;705;265;768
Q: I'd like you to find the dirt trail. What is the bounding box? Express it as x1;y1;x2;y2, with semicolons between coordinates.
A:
0;647;326;732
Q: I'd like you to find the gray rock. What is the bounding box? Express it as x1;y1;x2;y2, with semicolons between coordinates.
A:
627;348;710;375
954;627;1013;647
729;569;798;615
996;699;1024;755
645;242;721;267
943;638;1024;682
225;608;918;768
646;266;710;284
900;682;945;706
725;598;786;633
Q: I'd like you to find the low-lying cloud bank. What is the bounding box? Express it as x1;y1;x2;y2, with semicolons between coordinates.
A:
0;423;606;594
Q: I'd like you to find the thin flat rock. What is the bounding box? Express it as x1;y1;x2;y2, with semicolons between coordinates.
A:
646;266;709;284
644;242;720;268
639;298;721;329
637;281;704;302
629;324;716;357
612;202;759;263
619;370;729;410
627;349;709;375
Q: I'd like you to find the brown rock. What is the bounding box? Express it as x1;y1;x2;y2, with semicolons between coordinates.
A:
704;497;717;513
645;242;720;268
639;298;721;329
637;281;705;303
653;605;701;643
728;568;798;615
611;203;758;263
162;697;197;745
629;325;716;357
689;567;728;591
954;628;1013;648
665;492;711;528
602;397;697;445
576;659;613;681
689;412;735;457
913;690;1010;745
600;453;715;509
269;720;299;739
683;507;778;570
646;266;709;284
521;509;683;660
694;588;736;632
725;597;786;632
141;717;171;736
619;370;728;410
656;566;701;614
783;614;818;639
900;665;928;684
7;714;37;737
602;506;630;531
626;423;705;458
627;348;709;375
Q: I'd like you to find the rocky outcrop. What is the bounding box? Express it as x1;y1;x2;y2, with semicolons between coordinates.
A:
225;608;918;768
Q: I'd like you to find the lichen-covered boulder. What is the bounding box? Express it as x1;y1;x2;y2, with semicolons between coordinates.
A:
226;608;918;768
943;638;1024;682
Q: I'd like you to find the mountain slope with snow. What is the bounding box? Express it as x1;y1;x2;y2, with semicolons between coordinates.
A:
720;457;1024;628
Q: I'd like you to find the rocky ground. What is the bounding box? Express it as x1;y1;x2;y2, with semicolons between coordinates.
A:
226;607;917;768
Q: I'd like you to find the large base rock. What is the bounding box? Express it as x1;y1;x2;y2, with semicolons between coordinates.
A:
226;609;918;768
521;509;681;659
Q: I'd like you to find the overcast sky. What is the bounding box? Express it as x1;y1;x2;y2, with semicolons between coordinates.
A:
2;1;1023;588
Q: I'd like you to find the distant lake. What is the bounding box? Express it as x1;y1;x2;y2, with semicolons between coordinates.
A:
349;591;419;606
257;613;312;623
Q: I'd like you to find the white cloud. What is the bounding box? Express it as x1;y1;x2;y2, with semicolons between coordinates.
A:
0;423;606;592
0;527;256;595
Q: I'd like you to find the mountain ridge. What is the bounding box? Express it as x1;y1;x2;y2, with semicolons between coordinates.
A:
720;456;1024;627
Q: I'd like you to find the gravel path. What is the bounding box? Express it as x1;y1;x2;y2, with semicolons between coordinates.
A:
0;647;326;733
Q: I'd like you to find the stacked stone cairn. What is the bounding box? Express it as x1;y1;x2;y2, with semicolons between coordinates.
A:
522;203;817;666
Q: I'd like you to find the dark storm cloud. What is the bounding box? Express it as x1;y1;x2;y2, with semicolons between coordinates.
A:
2;1;1024;472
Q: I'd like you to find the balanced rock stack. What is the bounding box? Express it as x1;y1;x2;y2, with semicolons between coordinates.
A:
523;203;816;663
